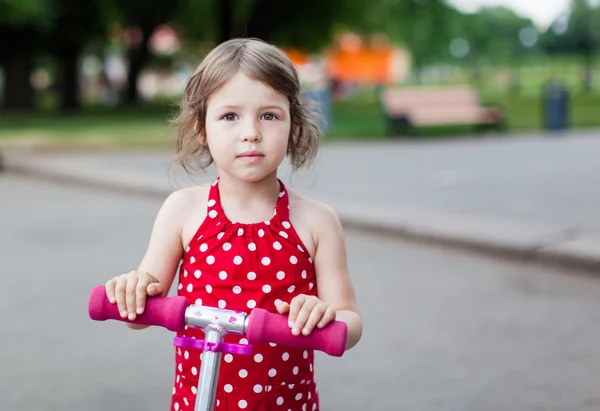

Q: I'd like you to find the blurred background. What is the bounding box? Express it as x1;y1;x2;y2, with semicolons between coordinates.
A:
3;1;600;411
1;0;599;142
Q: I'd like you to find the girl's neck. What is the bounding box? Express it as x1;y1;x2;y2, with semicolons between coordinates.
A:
216;172;281;223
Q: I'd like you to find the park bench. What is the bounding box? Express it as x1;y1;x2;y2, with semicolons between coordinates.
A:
379;85;505;136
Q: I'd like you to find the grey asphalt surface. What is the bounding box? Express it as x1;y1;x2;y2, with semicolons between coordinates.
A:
3;174;600;411
13;130;600;234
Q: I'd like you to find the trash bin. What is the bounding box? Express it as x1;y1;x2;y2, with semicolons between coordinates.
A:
543;82;569;131
301;88;331;132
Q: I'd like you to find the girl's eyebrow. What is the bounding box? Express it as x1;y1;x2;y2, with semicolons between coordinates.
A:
215;104;286;112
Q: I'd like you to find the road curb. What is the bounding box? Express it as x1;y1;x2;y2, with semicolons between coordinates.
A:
4;154;600;275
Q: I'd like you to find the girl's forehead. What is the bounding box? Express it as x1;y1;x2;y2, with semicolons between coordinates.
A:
208;73;288;107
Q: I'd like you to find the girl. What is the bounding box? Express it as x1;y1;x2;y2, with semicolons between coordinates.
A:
104;37;362;411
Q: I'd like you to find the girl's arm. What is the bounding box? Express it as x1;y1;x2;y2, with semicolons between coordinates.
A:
310;202;363;350
124;189;190;329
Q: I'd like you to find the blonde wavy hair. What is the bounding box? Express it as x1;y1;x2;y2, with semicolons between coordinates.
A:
170;38;322;175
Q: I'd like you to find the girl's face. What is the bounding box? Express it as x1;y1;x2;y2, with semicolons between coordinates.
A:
203;72;291;183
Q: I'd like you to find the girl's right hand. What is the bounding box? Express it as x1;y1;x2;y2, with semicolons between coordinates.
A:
105;271;164;321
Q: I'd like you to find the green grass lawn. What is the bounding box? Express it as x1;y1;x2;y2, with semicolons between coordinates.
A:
1;91;599;148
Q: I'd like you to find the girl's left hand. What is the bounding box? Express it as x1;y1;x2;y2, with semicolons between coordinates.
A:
277;295;337;336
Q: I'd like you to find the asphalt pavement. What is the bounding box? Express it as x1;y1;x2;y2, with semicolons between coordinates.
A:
3;174;600;411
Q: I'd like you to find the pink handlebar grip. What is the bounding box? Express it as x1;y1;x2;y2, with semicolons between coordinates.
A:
88;285;188;332
245;308;348;357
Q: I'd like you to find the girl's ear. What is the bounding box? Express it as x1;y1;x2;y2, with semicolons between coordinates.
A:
193;118;207;146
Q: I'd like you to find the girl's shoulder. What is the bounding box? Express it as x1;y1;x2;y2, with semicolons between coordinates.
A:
163;184;212;248
287;189;344;257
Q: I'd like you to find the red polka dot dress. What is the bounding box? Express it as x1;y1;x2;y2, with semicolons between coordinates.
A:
171;178;320;411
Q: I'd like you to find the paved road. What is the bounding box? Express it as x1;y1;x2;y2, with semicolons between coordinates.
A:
16;131;600;235
3;174;600;411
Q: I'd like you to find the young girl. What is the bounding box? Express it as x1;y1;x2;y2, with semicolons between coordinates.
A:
104;37;362;411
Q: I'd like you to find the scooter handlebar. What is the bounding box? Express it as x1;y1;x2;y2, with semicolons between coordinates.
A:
88;285;188;332
88;286;348;357
246;308;347;357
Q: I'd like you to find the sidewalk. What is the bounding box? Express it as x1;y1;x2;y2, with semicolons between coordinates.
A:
3;140;600;274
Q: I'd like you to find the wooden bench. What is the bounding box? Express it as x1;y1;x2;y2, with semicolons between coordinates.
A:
379;85;505;136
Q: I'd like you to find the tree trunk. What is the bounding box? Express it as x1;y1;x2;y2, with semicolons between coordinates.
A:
58;46;81;111
245;0;276;40
1;35;35;111
218;0;234;42
124;27;153;104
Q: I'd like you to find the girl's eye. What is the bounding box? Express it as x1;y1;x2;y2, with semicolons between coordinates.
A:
261;113;277;121
223;113;238;121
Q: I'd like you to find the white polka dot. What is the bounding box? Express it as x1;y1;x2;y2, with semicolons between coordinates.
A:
224;384;233;393
313;404;317;410
184;350;189;360
269;342;277;347
288;285;295;293
303;350;308;359
233;286;242;294
219;271;227;280
254;353;263;363
172;386;176;394
184;398;189;406
280;231;289;238
177;348;182;356
273;241;282;250
190;256;196;264
195;298;202;305
206;255;215;264
302;404;307;411
223;242;231;251
298;245;304;252
247;272;256;280
207;199;216;207
276;271;285;280
200;243;208;252
293;366;299;375
194;270;202;278
177;375;180;383
309;282;314;290
238;228;244;236
174;402;180;411
288;384;295;389
209;210;217;218
178;283;183;290
264;220;271;225
240;338;248;344
218;300;226;308
216;232;224;240
279;191;285;197
268;368;277;377
261;257;271;266
192;386;197;395
301;270;307;279
274;299;283;307
234;256;243;265
206;285;213;293
282;221;291;229
248;242;256;251
310;363;313;372
295;393;303;401
238;400;247;409
266;385;272;392
258;229;265;237
239;369;248;378
253;384;263;393
262;284;271;293
309;258;313;263
282;352;290;361
308;392;312;400
224;354;233;363
277;397;284;405
290;256;298;264
191;367;197;375
247;299;256;309
183;270;188;277
217;400;220;406
186;283;193;292
178;363;182;372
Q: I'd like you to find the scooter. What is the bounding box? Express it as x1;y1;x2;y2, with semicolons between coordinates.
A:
88;286;348;411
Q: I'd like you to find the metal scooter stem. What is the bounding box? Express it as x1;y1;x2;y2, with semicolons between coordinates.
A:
196;326;225;411
179;304;252;411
